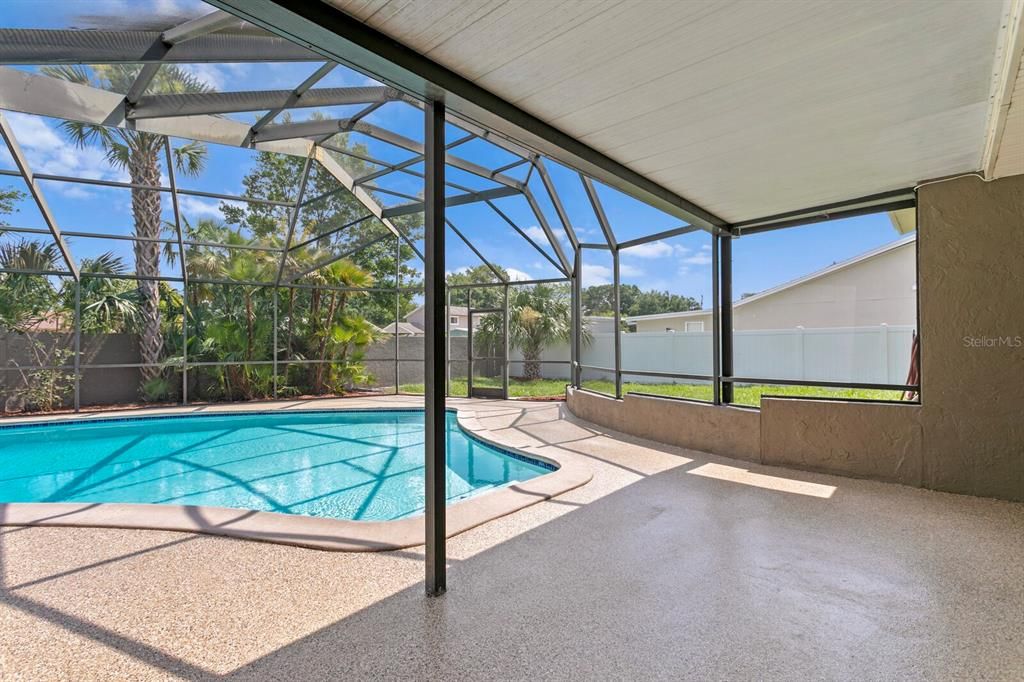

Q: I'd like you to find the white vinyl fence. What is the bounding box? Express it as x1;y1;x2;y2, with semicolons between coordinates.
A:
511;325;915;385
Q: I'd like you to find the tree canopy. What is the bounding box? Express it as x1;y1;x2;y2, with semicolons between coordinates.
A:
446;264;507;309
581;284;700;317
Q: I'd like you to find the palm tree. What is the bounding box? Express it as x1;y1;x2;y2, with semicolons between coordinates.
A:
76;253;141;333
303;258;377;392
42;64;209;390
477;284;579;381
0;238;62;332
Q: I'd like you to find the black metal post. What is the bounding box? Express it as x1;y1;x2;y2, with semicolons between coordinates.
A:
503;282;510;399
424;99;447;597
572;246;582;387
394;234;400;394
612;247;622;399
712;234;721;405
467;286;473;396
445;288;451;396
73;280;81;412
272;288;278;399
720;236;734;403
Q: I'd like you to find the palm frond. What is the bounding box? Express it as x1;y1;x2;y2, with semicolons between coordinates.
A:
40;64;92;86
80;251;129;275
172;140;207;176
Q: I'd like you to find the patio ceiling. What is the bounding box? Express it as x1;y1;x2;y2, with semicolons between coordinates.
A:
301;0;1015;223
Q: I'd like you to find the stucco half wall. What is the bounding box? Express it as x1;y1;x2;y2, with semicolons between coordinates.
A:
564;388;761;462
566;173;1023;502
565;388;924;486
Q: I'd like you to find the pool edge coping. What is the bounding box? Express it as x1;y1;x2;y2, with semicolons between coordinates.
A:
0;402;593;552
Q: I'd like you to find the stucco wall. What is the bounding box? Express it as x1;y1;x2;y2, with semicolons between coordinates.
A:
916;174;1023;500
567;174;1023;502
566;388;761;462
760;399;924;485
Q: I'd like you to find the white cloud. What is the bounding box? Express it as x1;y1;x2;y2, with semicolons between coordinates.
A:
619;263;644;278
180;63;250;91
7;113;62;149
55;184;95;200
683;253;712;266
581;263;612;286
4;113;130;199
506;268;532;282
621;240;673;259
178;195;241;220
152;0;208;16
523;225;547;242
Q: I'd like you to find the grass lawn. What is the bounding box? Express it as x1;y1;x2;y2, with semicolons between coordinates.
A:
399;377;906;405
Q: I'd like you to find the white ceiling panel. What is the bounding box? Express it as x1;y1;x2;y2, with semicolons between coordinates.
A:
328;0;1011;222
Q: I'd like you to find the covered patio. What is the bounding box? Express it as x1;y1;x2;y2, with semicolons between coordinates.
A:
0;0;1022;678
2;396;1021;679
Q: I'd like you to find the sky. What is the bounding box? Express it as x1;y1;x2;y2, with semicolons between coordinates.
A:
0;0;909;307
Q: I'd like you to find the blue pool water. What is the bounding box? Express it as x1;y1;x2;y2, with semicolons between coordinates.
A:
0;410;554;521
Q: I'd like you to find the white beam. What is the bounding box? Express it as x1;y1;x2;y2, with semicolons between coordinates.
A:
130;86;397;119
162;10;240;45
0;111;79;280
0;67;415;263
0;29;317;63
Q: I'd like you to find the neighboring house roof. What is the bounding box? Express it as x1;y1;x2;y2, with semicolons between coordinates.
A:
625;234;916;323
379;322;424;336
404;304;469;321
14;312;70;332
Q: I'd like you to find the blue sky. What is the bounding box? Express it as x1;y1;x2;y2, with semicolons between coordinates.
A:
0;0;908;306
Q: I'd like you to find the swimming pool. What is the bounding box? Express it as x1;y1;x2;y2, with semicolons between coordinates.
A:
0;410;555;521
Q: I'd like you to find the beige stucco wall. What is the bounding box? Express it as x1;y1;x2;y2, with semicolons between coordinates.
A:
568;174;1023;502
760;399;924;485
566;389;761;462
630;241;916;333
916;174;1023;500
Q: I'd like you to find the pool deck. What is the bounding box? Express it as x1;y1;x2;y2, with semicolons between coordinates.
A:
0;396;1021;680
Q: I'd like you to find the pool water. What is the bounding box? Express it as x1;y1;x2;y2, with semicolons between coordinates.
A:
0;410;554;521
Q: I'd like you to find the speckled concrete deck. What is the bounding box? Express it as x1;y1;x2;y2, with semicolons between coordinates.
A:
0;396;1021;680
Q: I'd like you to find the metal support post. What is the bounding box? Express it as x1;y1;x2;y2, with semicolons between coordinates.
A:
424;99;447;597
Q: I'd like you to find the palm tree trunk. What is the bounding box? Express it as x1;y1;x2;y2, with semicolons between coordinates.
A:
522;349;542;381
314;291;338;392
128;143;164;389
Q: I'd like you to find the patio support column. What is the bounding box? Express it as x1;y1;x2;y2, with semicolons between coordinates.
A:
272;289;279;399
720;235;734;403
572;246;582;387
712;234;721;405
424;98;447;597
467;287;474;396
73;281;81;412
503;282;510;399
612;247;622;399
445;288;451;396
394;234;400;394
